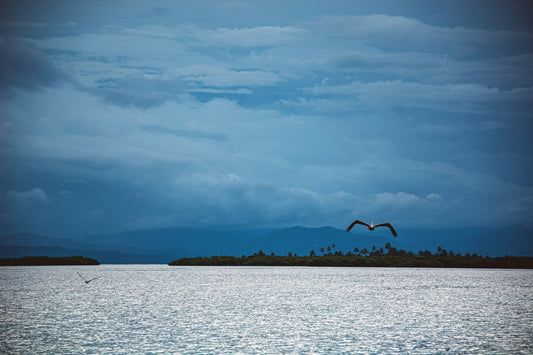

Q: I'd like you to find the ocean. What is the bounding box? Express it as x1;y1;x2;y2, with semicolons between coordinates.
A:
1;265;531;354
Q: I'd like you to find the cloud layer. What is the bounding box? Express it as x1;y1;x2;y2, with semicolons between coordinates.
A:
1;1;532;236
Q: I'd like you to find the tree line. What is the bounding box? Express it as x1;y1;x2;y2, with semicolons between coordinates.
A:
169;244;533;269
0;256;100;266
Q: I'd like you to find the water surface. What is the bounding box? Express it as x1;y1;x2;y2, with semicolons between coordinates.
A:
1;266;532;354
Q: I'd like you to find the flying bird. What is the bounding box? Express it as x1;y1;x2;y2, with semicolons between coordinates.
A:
346;220;398;237
77;271;100;284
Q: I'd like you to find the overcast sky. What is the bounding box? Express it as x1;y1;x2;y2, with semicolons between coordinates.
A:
1;0;532;236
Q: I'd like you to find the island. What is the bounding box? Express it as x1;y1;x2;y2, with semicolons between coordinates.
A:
169;246;533;269
0;256;100;266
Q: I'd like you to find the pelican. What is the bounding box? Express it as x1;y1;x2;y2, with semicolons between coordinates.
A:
346;220;398;237
77;271;100;284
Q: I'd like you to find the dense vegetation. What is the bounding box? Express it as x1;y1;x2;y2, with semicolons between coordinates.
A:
0;256;100;266
169;244;533;269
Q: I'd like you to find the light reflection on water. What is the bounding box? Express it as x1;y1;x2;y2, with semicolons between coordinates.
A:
1;265;532;354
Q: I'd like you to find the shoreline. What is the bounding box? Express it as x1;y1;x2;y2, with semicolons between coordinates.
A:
0;256;100;266
169;254;533;269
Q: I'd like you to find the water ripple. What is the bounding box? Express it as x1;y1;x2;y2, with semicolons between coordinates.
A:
1;266;532;354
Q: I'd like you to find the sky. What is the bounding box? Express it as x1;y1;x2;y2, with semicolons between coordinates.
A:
1;0;532;237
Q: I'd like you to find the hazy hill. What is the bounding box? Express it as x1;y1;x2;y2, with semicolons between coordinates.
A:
0;233;190;263
1;225;531;263
0;245;183;264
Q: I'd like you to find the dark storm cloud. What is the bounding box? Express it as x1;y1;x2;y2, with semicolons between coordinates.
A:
84;76;186;109
0;20;80;39
1;1;532;236
0;36;67;93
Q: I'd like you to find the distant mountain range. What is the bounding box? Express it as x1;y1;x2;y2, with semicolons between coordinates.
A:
1;226;532;264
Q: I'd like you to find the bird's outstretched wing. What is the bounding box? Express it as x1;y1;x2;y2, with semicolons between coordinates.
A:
78;272;100;284
346;220;370;232
374;223;398;237
86;277;100;284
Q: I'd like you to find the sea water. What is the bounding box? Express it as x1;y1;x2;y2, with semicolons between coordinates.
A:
0;265;531;354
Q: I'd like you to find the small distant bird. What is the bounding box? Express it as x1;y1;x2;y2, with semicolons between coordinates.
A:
346;220;398;237
77;271;100;284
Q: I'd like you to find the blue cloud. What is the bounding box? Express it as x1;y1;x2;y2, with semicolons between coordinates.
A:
0;36;67;93
86;75;186;108
141;124;227;141
0;1;532;236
